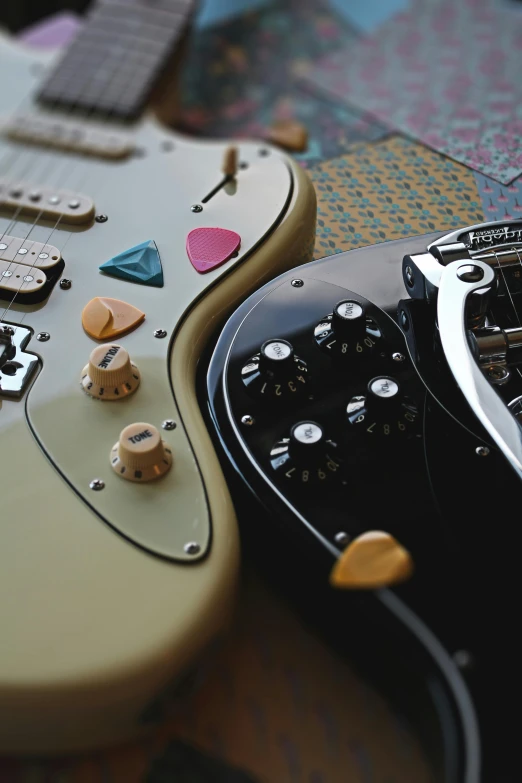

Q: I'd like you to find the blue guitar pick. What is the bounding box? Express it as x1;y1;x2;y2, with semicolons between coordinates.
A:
99;240;164;287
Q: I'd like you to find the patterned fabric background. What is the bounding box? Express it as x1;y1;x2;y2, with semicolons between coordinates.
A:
304;0;522;183
310;135;484;258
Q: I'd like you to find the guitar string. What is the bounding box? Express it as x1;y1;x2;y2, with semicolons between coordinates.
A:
1;0;189;328
0;18;151;327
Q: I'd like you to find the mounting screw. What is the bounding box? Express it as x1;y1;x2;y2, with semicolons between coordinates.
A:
36;331;50;342
258;148;270;157
475;445;490;457
392;352;405;362
95;214;108;223
239;161;249;169
89;478;105;491
399;310;409;331
154;329;167;339
0;325;15;336
191;204;203;213
453;649;474;671
291;279;304;288
457;264;484;283
184;542;201;556
405;265;415;287
241;414;255;426
487;366;510;384
334;531;350;546
162;419;177;431
59;278;72;290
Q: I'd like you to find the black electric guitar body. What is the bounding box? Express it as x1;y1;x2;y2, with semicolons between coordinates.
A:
203;222;522;783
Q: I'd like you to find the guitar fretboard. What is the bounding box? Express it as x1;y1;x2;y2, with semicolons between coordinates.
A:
37;0;194;120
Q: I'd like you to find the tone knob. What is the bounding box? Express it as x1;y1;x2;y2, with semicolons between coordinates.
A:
314;299;381;360
241;338;308;401
81;343;140;400
270;420;342;485
111;422;173;482
347;376;419;439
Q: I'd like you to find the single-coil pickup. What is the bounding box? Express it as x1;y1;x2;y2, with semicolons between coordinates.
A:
0;259;47;294
4;114;134;160
0;179;94;225
0;234;61;270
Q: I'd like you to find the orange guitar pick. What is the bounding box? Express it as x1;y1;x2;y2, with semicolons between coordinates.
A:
330;531;414;590
82;297;145;340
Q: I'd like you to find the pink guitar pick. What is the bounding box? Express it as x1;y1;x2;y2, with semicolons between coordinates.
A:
186;227;241;274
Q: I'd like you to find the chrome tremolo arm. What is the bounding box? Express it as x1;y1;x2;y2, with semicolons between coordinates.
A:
437;260;522;480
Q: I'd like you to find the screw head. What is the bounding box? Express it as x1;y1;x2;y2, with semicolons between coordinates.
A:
475;445;490;457
487;366;510;384
239;161;249;169
191;204;203;213
392;352;405;362
291;279;304;288
36;331;50;342
89;478;105;491
405;265;415;287
400;310;409;331
457;264;484;283
334;531;350;546
59;278;72;290
453;649;474;670
241;414;255;426
154;329;167;339
184;542;201;556
162;419;177;431
258;148;270;157
1;325;15;336
95;214;108;223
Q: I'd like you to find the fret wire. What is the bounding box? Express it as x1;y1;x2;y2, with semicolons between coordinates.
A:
37;0;194;120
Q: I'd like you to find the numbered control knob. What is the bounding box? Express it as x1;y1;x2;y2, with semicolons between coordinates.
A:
314;300;381;360
270;420;342;485
111;422;173;482
241;338;308;401
81;343;140;400
347;376;418;439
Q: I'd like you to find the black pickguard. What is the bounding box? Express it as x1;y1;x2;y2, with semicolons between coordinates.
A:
202;232;519;783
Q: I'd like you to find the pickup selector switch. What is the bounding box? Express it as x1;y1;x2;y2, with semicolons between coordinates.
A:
111;422;173;482
81;343;140;400
241;338;308;401
314;299;381;360
347;376;419;439
270;420;342;485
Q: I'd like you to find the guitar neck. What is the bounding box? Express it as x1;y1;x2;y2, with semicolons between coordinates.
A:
36;0;195;121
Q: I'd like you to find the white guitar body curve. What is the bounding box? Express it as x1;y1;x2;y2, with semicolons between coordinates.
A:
0;33;316;753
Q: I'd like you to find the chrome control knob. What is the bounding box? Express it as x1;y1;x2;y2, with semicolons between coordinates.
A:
314;299;380;360
270;420;342;485
241;338;309;401
347;376;419;439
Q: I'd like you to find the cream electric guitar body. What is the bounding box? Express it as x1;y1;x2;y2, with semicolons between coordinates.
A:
0;2;316;754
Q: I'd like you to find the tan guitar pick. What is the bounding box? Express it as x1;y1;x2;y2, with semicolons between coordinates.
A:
82;296;145;340
330;530;414;590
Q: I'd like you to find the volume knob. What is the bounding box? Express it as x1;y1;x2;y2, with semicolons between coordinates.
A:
111;422;173;482
270;420;343;485
81;343;140;400
347;376;419;439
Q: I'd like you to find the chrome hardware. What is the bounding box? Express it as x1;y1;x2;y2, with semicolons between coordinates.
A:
184;542;201;555
36;331;50;342
161;419;177;431
291;279;304;287
95;214;108;223
0;323;39;398
190;204;203;213
438;260;522;480
241;414;255;426
89;478;105;491
475;446;490;457
153;329;167;339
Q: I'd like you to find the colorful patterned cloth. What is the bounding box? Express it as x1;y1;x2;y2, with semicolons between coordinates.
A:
304;0;522;184
310;135;484;258
177;0;387;166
